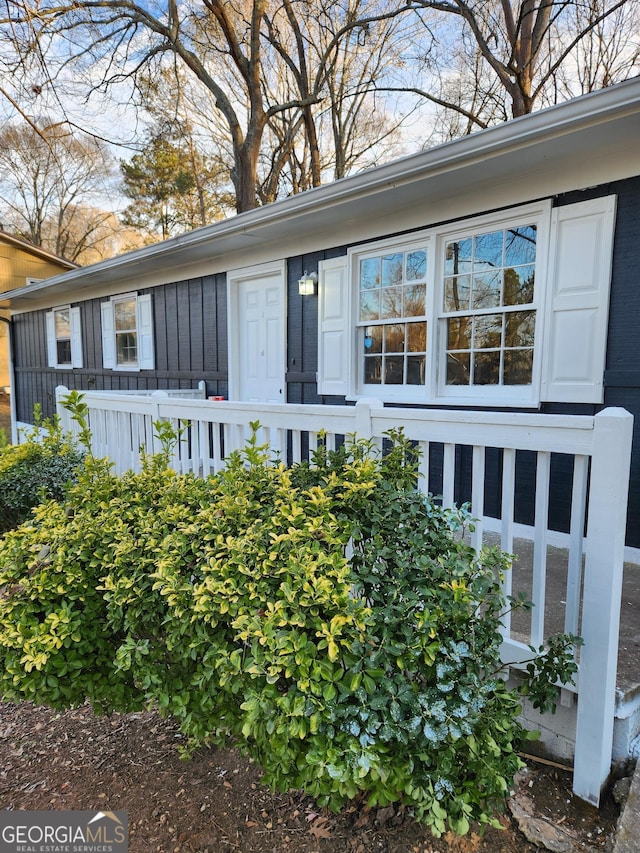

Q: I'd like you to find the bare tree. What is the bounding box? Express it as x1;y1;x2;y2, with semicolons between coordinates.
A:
2;0;412;212
552;0;640;96
407;0;637;120
0;121;122;263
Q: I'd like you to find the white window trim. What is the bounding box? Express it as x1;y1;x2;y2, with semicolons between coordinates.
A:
101;291;154;372
434;202;551;407
346;201;553;407
46;304;83;370
352;232;434;404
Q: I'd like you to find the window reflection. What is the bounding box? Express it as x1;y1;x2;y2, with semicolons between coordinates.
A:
444;223;536;387
359;245;428;388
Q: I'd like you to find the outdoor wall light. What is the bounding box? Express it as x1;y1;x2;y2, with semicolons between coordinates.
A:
298;270;318;295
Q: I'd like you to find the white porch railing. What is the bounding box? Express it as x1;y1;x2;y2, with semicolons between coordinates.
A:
54;385;634;807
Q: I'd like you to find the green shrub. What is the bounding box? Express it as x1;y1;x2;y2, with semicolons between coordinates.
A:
0;420;579;836
0;406;84;533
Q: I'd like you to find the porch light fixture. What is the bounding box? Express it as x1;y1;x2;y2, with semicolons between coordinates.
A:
298;270;317;296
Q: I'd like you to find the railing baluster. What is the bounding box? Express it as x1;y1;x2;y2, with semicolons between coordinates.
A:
442;442;455;508
531;451;551;648
565;455;588;636
471;445;485;554
500;448;516;637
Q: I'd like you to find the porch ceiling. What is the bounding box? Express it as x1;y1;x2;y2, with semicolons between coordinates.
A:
3;76;640;311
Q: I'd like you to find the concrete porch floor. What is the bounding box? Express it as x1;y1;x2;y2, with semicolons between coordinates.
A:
495;535;640;762
502;537;640;694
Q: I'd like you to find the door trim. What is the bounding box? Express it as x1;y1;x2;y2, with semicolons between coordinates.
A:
227;260;286;402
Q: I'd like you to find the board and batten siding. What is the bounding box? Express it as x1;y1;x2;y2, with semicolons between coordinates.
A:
13;273;229;424
10;176;640;546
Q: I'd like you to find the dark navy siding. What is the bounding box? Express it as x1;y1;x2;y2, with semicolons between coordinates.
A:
11;177;640;545
13;273;228;423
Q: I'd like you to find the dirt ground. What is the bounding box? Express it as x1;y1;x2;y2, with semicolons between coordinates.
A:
0;700;620;853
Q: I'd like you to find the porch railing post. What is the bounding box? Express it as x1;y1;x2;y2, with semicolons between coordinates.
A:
354;399;384;447
573;407;633;805
55;385;72;436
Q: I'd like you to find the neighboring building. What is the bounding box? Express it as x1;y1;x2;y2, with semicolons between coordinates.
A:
0;230;76;390
1;77;639;545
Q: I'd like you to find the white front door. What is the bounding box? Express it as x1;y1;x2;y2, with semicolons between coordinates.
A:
238;273;285;403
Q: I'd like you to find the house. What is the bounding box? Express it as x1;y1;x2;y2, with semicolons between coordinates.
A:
0;229;76;391
1;76;639;549
0;77;639;803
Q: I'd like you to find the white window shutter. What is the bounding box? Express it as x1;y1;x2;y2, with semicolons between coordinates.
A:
101;301;116;369
317;256;350;396
137;293;155;370
540;196;616;404
46;311;57;368
70;306;83;368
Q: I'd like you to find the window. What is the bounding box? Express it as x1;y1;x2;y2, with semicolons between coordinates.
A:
54;307;72;366
46;305;82;369
114;296;138;367
101;293;154;371
349;207;548;405
442;224;537;389
318;197;615;406
357;242;429;396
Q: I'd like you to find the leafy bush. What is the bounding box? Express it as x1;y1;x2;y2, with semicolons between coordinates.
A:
0;406;84;533
0;420;579;836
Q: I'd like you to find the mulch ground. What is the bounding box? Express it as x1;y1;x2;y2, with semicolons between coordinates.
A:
0;700;620;853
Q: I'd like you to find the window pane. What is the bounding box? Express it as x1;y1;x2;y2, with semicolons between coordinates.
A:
55;308;70;338
385;324;405;353
363;325;382;354
381;286;403;319
504;266;535;305
407;355;425;385
474;314;503;349
406;249;427;281
360;257;380;290
404;284;426;317
445;238;472;276
407;321;427;352
114;298;137;332
360;289;380;321
505;310;535;347
364;356;382;384
447;317;471;350
505;225;536;266
504;349;533;385
385;355;404;384
472;271;501;309
444;275;471;312
116;332;138;366
443;221;537;392
473;351;500;385
474;230;503;268
57;340;71;365
382;253;403;287
447;352;470;385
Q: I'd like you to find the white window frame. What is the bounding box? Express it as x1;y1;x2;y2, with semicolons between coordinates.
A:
101;292;154;371
434;202;551;407
46;304;83;369
352;232;434;404
347;201;552;406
